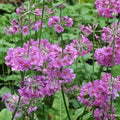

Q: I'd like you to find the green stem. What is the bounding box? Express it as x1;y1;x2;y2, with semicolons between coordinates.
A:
21;17;23;47
2;61;5;76
35;15;37;40
34;0;37;40
20;71;25;81
61;86;71;120
59;6;71;120
92;26;95;82
14;35;16;48
12;72;14;95
31;112;34;120
11;71;25;120
27;0;32;57
75;57;78;85
110;24;116;120
11;96;21;120
39;0;45;48
43;103;45;120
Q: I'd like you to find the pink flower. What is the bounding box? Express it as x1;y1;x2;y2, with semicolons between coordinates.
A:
53;58;62;68
35;8;42;16
4;27;9;36
48;16;60;27
64;16;73;27
54;24;64;33
35;20;45;30
27;106;37;114
16;8;21;15
21;25;29;35
61;56;70;66
2;93;11;102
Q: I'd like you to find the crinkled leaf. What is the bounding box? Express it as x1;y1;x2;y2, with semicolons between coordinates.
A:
112;65;120;77
72;107;85;120
0;109;12;120
52;90;69;120
0;87;11;97
83;111;92;120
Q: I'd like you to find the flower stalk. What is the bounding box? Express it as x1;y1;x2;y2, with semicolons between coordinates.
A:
39;0;45;48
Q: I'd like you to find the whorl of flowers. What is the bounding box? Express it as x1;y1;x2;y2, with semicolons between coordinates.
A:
2;93;37;119
48;16;73;33
101;22;120;43
95;37;120;67
95;0;120;18
79;24;92;36
78;73;120;120
69;35;93;56
18;75;61;98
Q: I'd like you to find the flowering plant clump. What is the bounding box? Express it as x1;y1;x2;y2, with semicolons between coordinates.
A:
78;73;120;119
101;22;120;43
95;0;120;18
94;22;120;67
1;0;120;119
2;93;37;119
69;35;93;56
94;45;120;67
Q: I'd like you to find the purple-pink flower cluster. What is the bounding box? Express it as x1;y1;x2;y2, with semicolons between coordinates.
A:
95;0;120;18
95;36;120;67
64;85;79;95
18;75;61;98
48;16;73;33
69;35;93;56
2;93;37;119
5;39;76;71
79;24;92;36
101;22;120;43
4;18;45;36
78;73;120;120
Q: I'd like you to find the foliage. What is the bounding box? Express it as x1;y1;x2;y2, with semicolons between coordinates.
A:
0;109;12;120
0;0;120;120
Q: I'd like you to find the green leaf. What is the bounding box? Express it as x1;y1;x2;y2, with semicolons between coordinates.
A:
81;7;90;15
70;99;80;109
0;109;12;120
72;107;85;120
99;17;106;27
0;74;21;82
0;87;11;97
52;90;69;120
82;111;92;120
112;65;120;77
0;4;15;13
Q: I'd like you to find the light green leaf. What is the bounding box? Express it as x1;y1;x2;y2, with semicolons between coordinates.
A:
0;87;11;97
99;17;106;27
112;65;120;77
0;109;12;120
81;8;90;15
52;90;69;120
82;111;92;120
72;107;85;120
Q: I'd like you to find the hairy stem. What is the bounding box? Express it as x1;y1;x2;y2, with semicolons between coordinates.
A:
92;25;95;82
27;0;32;57
110;23;116;120
39;0;45;48
61;86;71;120
11;96;21;120
21;17;23;47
